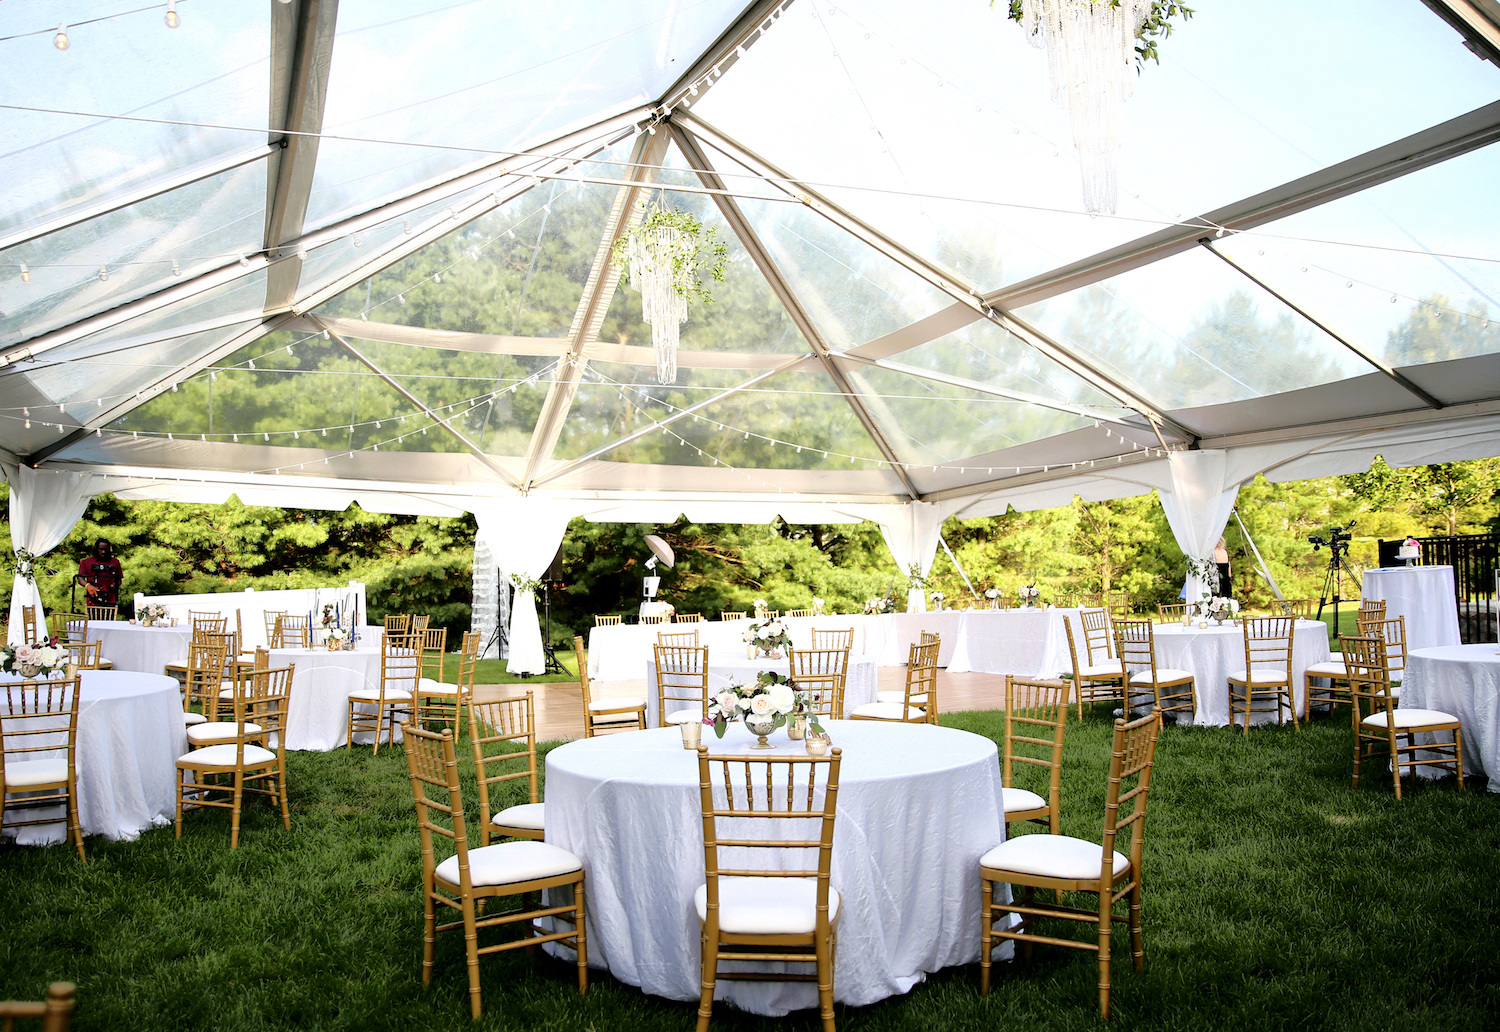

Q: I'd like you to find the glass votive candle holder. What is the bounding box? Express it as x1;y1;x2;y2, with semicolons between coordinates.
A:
680;720;702;750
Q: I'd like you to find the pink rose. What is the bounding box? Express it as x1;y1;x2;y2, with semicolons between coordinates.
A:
750;694;774;717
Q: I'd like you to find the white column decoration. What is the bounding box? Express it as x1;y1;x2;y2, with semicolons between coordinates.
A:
472;499;577;676
870;501;965;614
1156;450;1240;605
3;463;99;645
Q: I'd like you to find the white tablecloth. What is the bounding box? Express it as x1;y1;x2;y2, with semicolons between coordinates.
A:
1;670;186;843
589;617;874;683
1150;620;1331;726
643;653;879;726
269;645;414;751
862;611;966;666
1361;566;1461;652
1401;644;1500;791
945;608;1080;676
88;621;193;675
544;721;1007;1014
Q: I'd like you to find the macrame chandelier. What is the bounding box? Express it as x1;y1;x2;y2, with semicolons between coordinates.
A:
613;204;728;385
1020;0;1151;216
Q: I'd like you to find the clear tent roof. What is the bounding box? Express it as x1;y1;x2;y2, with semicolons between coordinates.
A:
3;0;1499;515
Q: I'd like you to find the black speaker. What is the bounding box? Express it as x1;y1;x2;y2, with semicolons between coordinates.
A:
544;553;566;583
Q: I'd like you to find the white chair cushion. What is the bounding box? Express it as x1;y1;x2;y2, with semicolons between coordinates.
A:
348;688;412;702
1129;668;1193;685
4;757;67;788
1002;787;1047;814
981;833;1128;881
1304;661;1347;677
693;876;841;935
590;695;645;712
664;709;702;725
1077;661;1124;679
1228;669;1289;684
492;801;546;831
177;743;277;769
182;712;208;726
1361;708;1458;729
418;678;458;695
187;721;263;743
849;702;925;721
435;840;581;888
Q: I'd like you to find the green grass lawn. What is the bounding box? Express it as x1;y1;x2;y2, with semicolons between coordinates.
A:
470;650;578;687
2;709;1495;1031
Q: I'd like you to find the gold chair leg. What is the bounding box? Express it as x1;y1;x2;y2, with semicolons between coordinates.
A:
574;884;589;996
696;927;718;1032
979;877;993;995
461;896;483;1020
1097;891;1112;1020
229;770;245;850
816;926;836;1032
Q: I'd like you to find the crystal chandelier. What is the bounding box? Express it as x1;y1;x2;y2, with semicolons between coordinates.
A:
620;223;690;385
1021;0;1151;216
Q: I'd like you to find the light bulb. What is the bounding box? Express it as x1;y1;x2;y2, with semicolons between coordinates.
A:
19;263;29;283
171;260;180;276
98;265;108;281
165;1;180;28
432;273;441;284
238;254;249;267
55;24;69;50
322;329;330;339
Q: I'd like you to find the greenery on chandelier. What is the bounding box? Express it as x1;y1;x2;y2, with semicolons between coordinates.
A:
999;0;1195;65
609;203;730;305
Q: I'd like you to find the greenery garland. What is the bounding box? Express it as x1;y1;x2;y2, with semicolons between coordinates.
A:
999;0;1194;64
610;205;730;305
509;572;544;595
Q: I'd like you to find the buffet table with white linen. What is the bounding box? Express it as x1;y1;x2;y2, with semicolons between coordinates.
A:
269;644;414;750
589;617;872;683
0;670;186;843
88;620;192;675
862;611;965;667
544;721;1007;1014
643;653;879;726
945;608;1080;677
1150;620;1332;726
1361;566;1461;652
1400;644;1500;791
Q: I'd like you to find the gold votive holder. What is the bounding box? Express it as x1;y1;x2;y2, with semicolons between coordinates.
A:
680;720;702;750
804;732;831;757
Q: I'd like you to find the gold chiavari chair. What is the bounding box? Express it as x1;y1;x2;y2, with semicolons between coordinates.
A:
60;640;102;669
694;745;842;1032
1365;615;1409;691
348;633;418;755
593;615;623;626
209;647;270;735
1062;615;1125;721
182;638;230;727
1358;598;1387;621
1227;617;1298;734
263;610;287;644
410;614;431;632
83;603;117;623
1107;591;1131;621
979;713;1162;1019
1346;633;1464;799
384;614;412;635
574;637;646;737
176;666;293;849
404;725;587;1020
53;612;88;643
811;627;854;650
416;630;476;733
658;629;700;647
1115;620;1196;723
0;982;75;1031
1055;593;1078;610
470;693;544;843
784;607;814;618
417;625;448;686
852;639;939;723
1277;598;1316;619
655;644;711;727
20;605;40;644
788;647;849;720
1156;603;1189;624
275;614;310;649
1076;592;1103;608
638;614;667;625
1002;676;1070;835
191;650;273;748
719;611;747;621
1;676;85;861
189;611;225;634
675;613;704;623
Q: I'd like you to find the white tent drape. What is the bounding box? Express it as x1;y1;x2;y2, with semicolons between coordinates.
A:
1155;451;1240;604
4;463;99;645
472;499;577;676
868;501;963;614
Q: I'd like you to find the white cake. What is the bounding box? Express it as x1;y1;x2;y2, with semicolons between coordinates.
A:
1397;544;1419;560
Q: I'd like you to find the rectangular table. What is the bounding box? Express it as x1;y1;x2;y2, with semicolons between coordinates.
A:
589;616;874;682
945;608;1081;677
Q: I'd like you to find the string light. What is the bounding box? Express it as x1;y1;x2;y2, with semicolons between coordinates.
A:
98;265;108;281
54;24;69;50
18;263;29;283
164;1;179;29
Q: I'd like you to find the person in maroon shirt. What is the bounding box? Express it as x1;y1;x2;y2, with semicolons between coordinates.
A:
75;538;123;607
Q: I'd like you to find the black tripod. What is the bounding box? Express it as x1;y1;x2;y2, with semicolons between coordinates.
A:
1313;536;1363;629
538;581;566;676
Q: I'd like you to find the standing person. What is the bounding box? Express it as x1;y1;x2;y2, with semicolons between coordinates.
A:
1213;537;1231;597
75;538;123;608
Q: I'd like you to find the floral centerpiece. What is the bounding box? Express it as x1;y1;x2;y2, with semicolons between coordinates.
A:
930;590;946;609
1199;596;1239;623
320;603;337;629
325;626;349;651
863;597;888;615
743;617;792;659
1017;585;1040;607
1;640;67;678
706;672;799;748
753;597;769;619
139;602;169;626
811;596;825;616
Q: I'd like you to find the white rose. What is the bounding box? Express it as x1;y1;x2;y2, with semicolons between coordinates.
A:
36;647;60;666
767;683;796;714
749;693;774;716
736;696;752;712
755;627;768;640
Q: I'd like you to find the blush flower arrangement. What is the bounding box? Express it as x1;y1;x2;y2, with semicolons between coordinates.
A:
705;673;799;738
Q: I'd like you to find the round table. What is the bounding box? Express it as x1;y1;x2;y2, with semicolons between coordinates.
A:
1361;566;1461;652
643;653;879;726
1400;644;1500;790
1151;620;1331;726
88;620;193;675
544;720;1007;1015
269;644;413;751
1;670;186;843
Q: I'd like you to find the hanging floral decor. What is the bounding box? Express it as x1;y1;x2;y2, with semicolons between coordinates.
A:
1004;0;1193;215
611;204;729;385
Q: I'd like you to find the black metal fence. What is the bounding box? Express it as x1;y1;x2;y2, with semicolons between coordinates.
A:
1378;534;1498;643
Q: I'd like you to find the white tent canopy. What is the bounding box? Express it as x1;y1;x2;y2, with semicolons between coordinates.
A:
5;1;1500;653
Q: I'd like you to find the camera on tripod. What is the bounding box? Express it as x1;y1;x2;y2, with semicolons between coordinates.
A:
1308;519;1356;557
